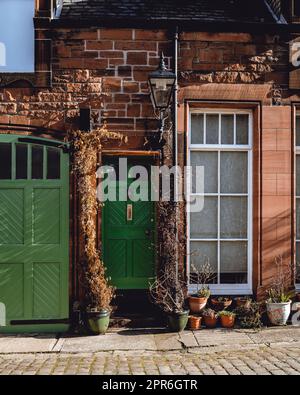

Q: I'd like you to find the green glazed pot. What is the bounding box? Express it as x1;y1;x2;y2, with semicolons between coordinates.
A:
167;310;189;332
88;310;110;335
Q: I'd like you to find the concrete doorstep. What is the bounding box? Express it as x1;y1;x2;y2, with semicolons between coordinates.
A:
0;326;300;355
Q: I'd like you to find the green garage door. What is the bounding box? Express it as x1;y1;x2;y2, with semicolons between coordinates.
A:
0;135;69;333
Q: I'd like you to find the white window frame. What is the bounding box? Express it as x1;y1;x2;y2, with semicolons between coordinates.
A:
295;113;300;291
187;108;253;295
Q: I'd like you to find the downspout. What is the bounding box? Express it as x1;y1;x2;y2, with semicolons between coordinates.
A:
173;26;179;277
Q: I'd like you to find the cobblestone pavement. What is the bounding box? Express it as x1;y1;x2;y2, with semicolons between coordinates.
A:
0;346;300;375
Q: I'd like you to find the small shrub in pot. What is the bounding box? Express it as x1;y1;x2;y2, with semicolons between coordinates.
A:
265;257;294;326
218;310;236;328
189;260;216;313
202;308;218;328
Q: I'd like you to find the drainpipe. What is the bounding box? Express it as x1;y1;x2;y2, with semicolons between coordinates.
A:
173;26;179;278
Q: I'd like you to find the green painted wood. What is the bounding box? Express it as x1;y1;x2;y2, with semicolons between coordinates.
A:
0;135;69;333
102;159;156;289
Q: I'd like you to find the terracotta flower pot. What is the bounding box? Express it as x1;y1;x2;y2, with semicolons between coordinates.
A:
203;316;218;328
188;316;202;331
220;315;236;329
189;296;208;313
211;298;232;311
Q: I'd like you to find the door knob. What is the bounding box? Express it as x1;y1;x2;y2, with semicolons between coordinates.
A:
145;229;151;237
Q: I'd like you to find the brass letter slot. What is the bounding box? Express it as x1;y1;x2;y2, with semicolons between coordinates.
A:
127;204;133;221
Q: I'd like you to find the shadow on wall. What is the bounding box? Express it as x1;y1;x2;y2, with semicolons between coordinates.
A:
262;208;293;288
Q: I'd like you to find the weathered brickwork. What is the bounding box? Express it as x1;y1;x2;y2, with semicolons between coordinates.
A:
0;25;298;298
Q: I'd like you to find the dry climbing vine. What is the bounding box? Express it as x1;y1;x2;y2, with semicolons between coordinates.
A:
69;125;125;311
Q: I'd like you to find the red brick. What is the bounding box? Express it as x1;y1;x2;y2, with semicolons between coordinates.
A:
109;58;125;66
181;32;252;42
117;66;132;77
99;29;133;40
71;30;98;40
127;104;141;117
83;58;108;69
115;41;157;51
106;104;126;110
141;104;154;117
86;41;113;51
199;50;223;63
135;30;168;40
123;81;139;93
99;51;124;59
114;94;130;103
103;78;121;92
59;59;84;68
127;52;148;65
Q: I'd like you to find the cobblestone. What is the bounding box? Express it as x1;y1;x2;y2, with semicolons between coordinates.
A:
0;346;299;375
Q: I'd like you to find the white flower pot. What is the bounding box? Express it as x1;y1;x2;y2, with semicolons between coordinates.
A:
266;301;291;326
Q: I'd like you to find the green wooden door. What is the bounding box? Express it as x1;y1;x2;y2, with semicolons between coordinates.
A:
102;158;155;289
0;135;69;333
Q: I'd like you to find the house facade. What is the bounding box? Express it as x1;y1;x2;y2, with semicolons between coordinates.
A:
0;0;300;332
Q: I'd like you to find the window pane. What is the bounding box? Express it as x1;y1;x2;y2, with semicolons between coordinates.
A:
16;144;28;179
296;242;300;284
220;242;247;284
0;143;11;179
236;114;249;145
220;152;248;194
190;241;217;284
220;196;247;238
295;0;300;16
32;145;43;179
191;151;218;193
206;114;219;144
190;197;218;239
191;114;204;144
47;148;60;179
297;117;300;147
221;114;234;144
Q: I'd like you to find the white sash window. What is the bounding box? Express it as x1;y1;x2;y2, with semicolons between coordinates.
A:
188;109;252;295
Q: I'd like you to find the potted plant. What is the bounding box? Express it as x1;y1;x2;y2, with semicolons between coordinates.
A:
189;260;215;313
211;296;232;311
188;315;202;331
83;259;115;335
202;308;218;328
70;127;122;335
234;296;252;309
235;302;263;329
218;310;236;328
265;257;294;326
150;264;189;332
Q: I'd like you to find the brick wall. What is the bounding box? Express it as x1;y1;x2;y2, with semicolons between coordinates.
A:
0;29;290;136
0;26;297;297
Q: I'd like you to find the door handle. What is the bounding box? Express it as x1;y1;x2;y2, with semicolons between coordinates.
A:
145;229;152;238
127;204;133;221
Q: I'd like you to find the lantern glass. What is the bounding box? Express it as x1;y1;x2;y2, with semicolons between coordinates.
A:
148;54;176;111
149;77;175;110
